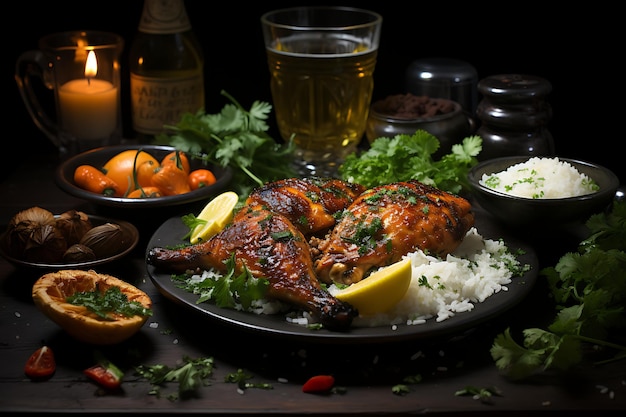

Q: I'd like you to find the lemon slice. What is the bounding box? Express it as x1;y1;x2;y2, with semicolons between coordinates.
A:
190;191;239;244
334;258;412;316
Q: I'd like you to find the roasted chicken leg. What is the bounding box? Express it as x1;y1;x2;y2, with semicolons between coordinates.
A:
314;180;475;285
147;205;358;330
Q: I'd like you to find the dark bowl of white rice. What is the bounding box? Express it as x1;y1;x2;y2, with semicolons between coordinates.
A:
467;156;620;229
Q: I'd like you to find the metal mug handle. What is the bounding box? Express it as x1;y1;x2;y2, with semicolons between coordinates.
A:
15;50;63;149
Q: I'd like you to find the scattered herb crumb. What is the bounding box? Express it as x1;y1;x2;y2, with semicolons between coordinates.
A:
392;384;411;395
134;356;215;401
392;374;422;395
455;385;503;404
225;368;273;390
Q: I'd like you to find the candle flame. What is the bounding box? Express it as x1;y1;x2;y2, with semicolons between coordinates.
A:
84;51;98;80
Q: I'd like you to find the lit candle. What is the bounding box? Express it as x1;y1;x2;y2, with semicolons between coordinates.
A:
58;50;118;140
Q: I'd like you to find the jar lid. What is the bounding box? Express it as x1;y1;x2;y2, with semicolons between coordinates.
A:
406;57;478;85
478;74;552;99
405;57;478;115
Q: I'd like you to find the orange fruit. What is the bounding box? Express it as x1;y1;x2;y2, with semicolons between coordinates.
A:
32;269;152;345
103;150;160;196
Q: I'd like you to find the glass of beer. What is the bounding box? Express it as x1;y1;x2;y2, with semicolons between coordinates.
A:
261;6;383;177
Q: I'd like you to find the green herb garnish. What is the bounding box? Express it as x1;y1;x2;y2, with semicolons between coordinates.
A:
455;385;503;404
172;253;269;310
155;90;296;200
339;130;482;194
135;356;215;401
66;285;152;320
224;368;273;390
490;200;626;380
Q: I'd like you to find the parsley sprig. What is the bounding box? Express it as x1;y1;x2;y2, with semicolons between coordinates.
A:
66;285;152;320
339;130;482;194
155;90;296;199
172;253;269;310
490;200;626;380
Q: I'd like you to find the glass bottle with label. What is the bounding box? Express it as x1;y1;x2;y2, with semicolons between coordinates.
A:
129;0;205;141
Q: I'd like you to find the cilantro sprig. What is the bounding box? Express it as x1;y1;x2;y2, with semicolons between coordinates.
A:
134;356;215;401
338;130;482;194
155;90;296;199
66;285;153;320
490;200;626;380
172;253;269;310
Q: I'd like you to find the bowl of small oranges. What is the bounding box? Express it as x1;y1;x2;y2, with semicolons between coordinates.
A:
55;145;233;216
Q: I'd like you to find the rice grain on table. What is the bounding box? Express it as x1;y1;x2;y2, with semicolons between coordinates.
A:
479;156;598;199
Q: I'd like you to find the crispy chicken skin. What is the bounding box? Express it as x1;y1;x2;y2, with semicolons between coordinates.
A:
314;180;475;285
245;177;366;236
147;205;358;330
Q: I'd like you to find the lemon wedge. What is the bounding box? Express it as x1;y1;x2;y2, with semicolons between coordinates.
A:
190;191;239;244
334;258;412;316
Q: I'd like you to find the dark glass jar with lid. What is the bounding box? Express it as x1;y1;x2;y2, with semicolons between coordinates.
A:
405;57;478;117
475;74;555;161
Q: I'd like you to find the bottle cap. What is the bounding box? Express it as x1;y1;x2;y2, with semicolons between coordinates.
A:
139;0;191;34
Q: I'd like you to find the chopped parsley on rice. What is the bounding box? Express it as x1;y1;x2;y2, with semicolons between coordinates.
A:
480;157;599;199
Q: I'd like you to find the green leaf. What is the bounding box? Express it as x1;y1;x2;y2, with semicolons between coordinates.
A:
338;130;481;194
492;201;626;380
134;356;215;399
155;90;296;201
66;285;152;319
490;328;547;380
172;253;269;311
392;384;410;395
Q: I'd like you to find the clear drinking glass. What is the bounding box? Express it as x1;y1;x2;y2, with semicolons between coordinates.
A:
261;6;382;177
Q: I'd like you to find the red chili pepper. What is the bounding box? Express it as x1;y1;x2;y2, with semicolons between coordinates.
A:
302;374;335;393
83;356;124;390
24;345;56;380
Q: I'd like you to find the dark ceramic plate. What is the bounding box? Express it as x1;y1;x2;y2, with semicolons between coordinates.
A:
146;209;539;344
0;215;139;270
55;144;232;209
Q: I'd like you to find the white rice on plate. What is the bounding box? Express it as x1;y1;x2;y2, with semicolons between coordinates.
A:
327;227;526;327
479;157;598;199
184;227;529;328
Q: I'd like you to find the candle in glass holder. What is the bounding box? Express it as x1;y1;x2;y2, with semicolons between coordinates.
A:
58;50;118;140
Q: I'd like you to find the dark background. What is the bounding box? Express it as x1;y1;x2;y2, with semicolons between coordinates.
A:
6;1;622;182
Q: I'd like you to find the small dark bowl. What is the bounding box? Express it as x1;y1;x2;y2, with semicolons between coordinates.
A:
0;214;138;270
55;145;232;218
366;96;474;158
467;156;620;229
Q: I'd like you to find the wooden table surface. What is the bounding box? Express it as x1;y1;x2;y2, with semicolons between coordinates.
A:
1;153;624;416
